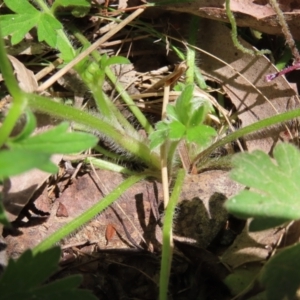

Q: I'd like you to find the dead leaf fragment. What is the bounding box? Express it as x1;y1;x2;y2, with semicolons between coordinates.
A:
221;220;284;269
153;0;300;40
2;154;62;222
105;224;116;244
56;202;69;217
192;19;299;152
7;55;38;92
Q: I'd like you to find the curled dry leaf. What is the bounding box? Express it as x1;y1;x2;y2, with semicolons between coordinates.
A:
154;0;300;40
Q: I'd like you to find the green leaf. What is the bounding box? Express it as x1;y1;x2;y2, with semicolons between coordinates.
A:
0;149;56;177
7;122;98;154
38;13;62;47
0;1;65;49
104;56;131;67
28;275;96;300
56;34;76;62
186;124;216;145
52;0;91;17
225;143;300;230
174;84;194;125
0;14;39;45
149;121;169;150
0;195;11;227
53;0;90;7
71;6;90;18
260;243;300;300
0;247;61;293
168;121;186;140
0;247;97;300
4;0;37;14
188;97;212;128
224;264;261;296
166;104;180;122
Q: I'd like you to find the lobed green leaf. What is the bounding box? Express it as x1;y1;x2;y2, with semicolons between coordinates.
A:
225;143;300;230
0;14;39;45
38;13;62;48
186;124;216;145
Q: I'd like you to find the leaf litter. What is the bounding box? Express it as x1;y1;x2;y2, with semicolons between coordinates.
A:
2;0;300;298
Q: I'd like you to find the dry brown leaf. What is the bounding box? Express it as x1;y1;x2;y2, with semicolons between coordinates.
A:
56;202;69;217
154;0;300;39
221;219;284;269
2;154;62;222
6;55;38;92
192;18;299;152
4;169;242;258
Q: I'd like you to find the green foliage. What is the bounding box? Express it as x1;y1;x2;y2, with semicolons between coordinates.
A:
7;122;97;154
0;0;62;47
224;264;261;296
149;84;216;150
3;1;300;299
0;247;96;300
225;143;300;299
52;0;91;17
1;113;97;178
260;243;300;300
0;0;81;61
0;149;57;177
225;143;300;231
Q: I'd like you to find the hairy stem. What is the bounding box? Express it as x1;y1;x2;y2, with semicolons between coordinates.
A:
225;0;270;56
0;27;25;147
269;0;300;62
159;168;186;300
28;94;161;170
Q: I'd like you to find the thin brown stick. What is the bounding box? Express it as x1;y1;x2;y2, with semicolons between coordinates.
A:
36;8;145;92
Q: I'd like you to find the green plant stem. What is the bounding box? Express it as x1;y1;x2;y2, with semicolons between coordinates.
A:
86;157;136;175
0;27;26;147
185;16;199;84
159;168;186;300
105;67;154;134
33;173;147;254
27;94;161;170
225;0;270;56
70;23;154;134
167;140;180;170
192;108;300;167
269;0;300;61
